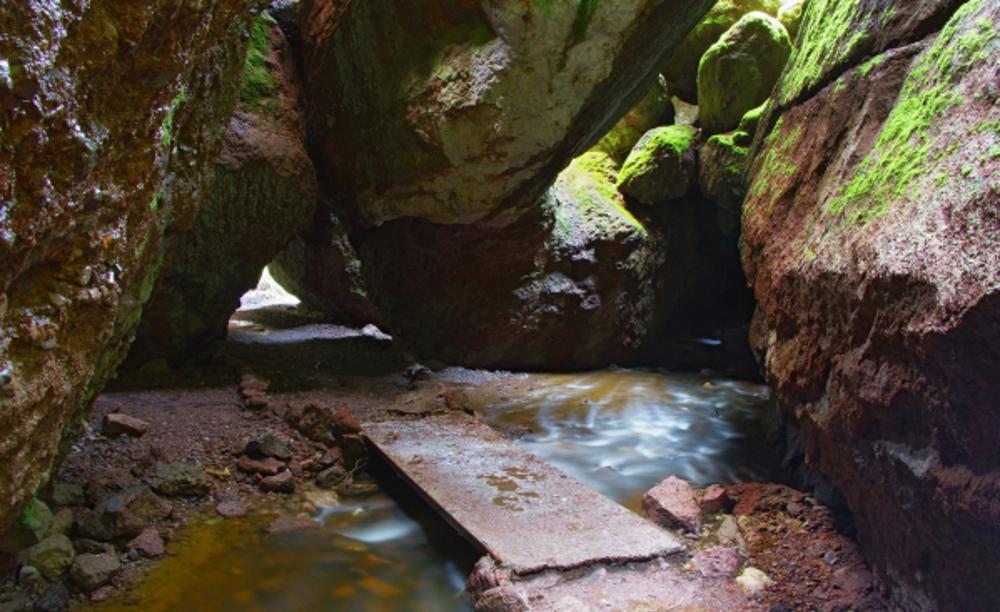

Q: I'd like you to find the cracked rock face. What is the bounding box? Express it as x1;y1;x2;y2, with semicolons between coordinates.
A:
0;0;263;532
129;15;317;365
741;0;1000;608
300;0;714;226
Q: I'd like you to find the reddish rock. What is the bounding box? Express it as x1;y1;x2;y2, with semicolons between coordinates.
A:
0;0;259;534
89;586;115;603
692;546;742;578
101;414;150;439
329;407;361;435
236;456;284;476
642;476;701;533
128;528;165;558
700;484;733;514
215;501;248;519
742;2;1000;608
260;470;295;494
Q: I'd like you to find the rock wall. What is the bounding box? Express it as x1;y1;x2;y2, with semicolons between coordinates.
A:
0;1;262;532
741;0;999;608
130;15;317;365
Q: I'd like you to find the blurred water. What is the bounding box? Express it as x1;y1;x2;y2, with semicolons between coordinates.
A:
481;369;780;511
95;369;778;610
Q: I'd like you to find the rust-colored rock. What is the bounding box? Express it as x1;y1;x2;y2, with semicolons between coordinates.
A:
742;1;1000;608
0;0;263;532
642;476;702;533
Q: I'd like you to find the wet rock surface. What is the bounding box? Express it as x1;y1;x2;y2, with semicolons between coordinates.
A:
742;0;1000;607
0;0;265;534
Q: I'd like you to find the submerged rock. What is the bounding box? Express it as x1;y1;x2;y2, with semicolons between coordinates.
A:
130;14;317;365
617;125;699;205
741;1;1000;608
698;12;792;134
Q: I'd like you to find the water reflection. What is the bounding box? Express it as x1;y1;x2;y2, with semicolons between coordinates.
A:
481;369;781;511
95;490;474;612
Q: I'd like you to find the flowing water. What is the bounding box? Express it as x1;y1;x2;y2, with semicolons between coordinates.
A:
95;369;780;611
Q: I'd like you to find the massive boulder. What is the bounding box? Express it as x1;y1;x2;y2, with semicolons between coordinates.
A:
356;152;691;369
741;0;999;608
300;0;714;226
698;12;792;134
286;0;717;363
0;1;262;533
129;14;317;364
661;0;781;102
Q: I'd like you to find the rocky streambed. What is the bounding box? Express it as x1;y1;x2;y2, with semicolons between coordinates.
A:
0;303;883;610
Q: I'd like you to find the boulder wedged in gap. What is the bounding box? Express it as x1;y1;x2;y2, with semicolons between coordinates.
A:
355;152;693;370
741;0;1000;608
299;0;715;226
129;14;317;365
0;0;264;534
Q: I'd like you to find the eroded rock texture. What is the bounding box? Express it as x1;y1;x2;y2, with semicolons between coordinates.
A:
0;1;262;531
130;15;317;364
742;0;999;608
286;0;716;366
357;152;686;370
300;0;715;226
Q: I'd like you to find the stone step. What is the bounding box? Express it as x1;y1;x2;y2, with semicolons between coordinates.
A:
363;414;684;575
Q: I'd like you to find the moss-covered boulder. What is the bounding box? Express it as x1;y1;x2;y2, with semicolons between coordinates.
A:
777;0;806;40
617;125;699;205
130;16;316;365
0;0;262;534
698;12;792;134
592;77;675;163
662;0;782;102
742;1;1000;608
353;151;703;369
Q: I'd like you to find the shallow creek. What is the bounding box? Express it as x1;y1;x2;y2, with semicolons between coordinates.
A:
95;369;780;611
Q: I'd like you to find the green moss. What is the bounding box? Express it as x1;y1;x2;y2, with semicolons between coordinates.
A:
551;152;646;244
240;14;279;115
857;52;887;77
160;85;188;154
777;0;868;105
825;0;995;224
747;115;802;203
570;0;600;43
